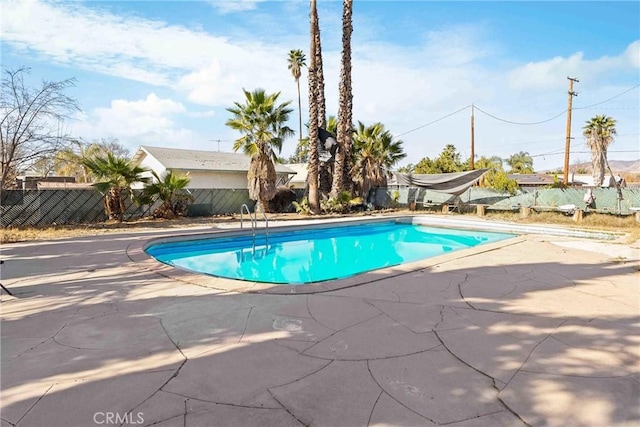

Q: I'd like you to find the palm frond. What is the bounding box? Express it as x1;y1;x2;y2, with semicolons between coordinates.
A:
226;88;294;205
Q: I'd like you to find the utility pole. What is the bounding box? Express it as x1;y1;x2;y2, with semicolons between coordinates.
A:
209;139;221;152
470;104;475;170
563;77;578;186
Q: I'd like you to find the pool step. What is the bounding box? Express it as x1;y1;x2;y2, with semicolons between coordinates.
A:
239;244;271;262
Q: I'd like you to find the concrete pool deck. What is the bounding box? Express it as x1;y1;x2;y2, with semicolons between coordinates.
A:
1;215;639;426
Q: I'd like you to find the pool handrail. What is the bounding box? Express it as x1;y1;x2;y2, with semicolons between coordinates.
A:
240;204;256;254
240;204;255;231
239;204;269;256
255;203;269;248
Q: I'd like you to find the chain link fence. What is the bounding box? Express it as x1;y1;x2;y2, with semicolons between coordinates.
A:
1;188;255;227
2;186;638;228
377;186;640;215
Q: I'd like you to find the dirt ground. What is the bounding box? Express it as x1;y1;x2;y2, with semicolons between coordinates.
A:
0;211;395;243
1;208;638;244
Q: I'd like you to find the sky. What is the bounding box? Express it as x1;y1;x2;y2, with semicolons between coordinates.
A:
1;0;639;172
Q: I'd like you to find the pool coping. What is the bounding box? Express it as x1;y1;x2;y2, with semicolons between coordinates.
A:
126;215;623;295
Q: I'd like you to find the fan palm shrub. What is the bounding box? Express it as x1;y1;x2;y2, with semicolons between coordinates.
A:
139;170;192;219
82;153;148;221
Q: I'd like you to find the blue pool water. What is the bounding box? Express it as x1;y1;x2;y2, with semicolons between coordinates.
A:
146;221;514;284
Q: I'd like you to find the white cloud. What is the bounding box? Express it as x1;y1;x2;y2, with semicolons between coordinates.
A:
3;1;636;172
110;93;185;117
507;42;639;91
71;94;196;151
187;110;217;119
1;0;303;106
207;0;266;14
177;61;241;107
623;40;640;68
420;26;492;67
1;0;241;85
177;43;304;107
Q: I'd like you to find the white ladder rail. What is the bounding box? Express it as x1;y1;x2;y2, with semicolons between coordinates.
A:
254;203;269;247
240;204;256;254
240;204;269;256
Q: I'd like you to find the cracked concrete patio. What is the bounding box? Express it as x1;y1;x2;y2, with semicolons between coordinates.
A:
1;216;639;427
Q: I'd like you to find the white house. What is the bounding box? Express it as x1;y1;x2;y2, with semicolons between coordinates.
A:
131;146;296;189
284;163;309;189
568;173;626;188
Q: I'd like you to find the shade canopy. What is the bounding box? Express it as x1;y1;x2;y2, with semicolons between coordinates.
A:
394;169;490;195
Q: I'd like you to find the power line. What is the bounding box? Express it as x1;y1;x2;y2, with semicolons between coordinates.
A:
530;149;639;158
574;84;640;110
571;150;639;154
395;84;639;136
396;105;471;137
530;150;564;158
481;132;640;149
474;105;567;125
474;84;639;125
578;106;639;110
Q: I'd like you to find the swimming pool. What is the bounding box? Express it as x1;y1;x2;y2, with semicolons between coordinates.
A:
146;220;514;284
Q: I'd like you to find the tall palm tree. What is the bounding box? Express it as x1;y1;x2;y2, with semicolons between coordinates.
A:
82;153;148;221
506;151;534;174
139;170;192;219
583;114;617;186
474;155;503;171
327;115;338;135
307;0;321;214
351;121;406;198
226;89;294;212
331;0;354;198
287;49;306;163
292;115;337;164
314;7;327;130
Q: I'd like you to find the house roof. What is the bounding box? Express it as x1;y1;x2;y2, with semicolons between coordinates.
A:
285;163;308;183
507;174;557;185
132;146;296;175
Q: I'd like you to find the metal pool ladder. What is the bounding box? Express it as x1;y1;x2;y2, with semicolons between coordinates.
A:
240;204;269;255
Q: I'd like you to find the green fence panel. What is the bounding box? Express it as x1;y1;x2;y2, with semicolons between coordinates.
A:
1;188;257;227
3;186;638;228
377;186;639;215
187;189;254;216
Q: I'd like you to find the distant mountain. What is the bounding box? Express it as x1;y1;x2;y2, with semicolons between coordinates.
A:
545;159;640;174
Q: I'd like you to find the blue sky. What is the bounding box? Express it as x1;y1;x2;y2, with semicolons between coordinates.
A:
2;0;638;172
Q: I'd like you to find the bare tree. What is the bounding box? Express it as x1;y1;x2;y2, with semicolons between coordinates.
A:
96;137;130;158
1;67;80;189
55;137;129;183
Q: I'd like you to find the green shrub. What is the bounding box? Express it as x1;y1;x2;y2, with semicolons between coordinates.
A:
292;197;310;215
321;190;352;214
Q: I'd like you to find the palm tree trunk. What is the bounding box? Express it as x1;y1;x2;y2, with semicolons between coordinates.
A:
592;146;605;187
331;0;353;198
107;187;123;221
118;188;126;222
103;194;111;220
257;197;269;214
314;10;326;129
296;77;303;163
307;0;321;214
